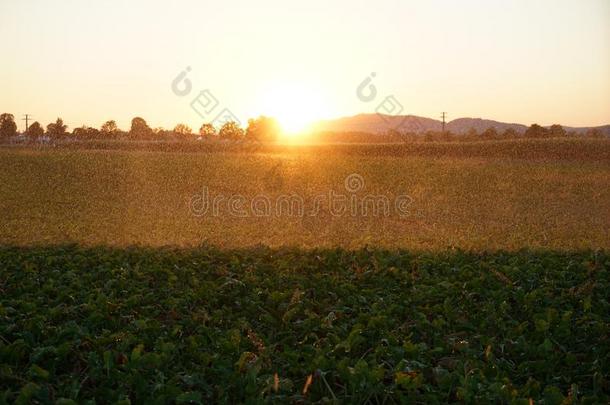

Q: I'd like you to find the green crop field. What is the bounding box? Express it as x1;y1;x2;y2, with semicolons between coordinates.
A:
1;139;609;403
1;246;608;403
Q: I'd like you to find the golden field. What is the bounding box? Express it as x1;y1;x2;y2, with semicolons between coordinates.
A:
1;138;608;250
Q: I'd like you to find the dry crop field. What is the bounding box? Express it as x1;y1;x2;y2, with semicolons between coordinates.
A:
0;139;608;251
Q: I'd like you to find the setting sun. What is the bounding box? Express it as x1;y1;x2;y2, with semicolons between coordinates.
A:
257;82;327;135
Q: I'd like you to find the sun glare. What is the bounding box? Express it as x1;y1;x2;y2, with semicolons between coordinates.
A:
258;83;326;136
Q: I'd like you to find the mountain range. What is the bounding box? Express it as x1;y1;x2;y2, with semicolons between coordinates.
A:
314;114;610;135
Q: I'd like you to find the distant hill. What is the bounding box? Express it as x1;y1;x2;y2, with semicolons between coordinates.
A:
563;124;610;136
314;113;610;135
314;114;442;133
446;118;527;134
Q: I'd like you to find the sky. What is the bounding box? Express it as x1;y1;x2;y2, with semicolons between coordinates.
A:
1;0;609;132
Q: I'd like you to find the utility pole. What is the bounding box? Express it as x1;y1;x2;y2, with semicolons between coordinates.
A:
22;114;32;132
440;112;447;133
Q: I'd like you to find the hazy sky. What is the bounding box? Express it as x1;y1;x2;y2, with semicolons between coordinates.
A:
1;0;609;131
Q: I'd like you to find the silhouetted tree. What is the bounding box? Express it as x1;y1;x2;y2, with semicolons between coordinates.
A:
129;117;153;139
548;124;566;138
199;123;217;139
0;113;17;139
100;120;119;137
481;127;499;140
525;124;548;138
245;116;280;143
218;121;244;141
502;128;518;138
151;127;172;138
174;123;193;138
384;128;411;143
585;128;604;139
26;121;44;140
73;126;100;139
88;127;101;138
46;118;68;139
72;126;87;138
464;127;478;141
399;131;417;143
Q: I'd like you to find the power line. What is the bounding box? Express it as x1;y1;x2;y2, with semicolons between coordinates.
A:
440;112;447;133
22;114;32;132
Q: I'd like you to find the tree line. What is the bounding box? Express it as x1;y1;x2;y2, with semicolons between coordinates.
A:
0;113;605;144
387;124;604;142
0;114;280;143
313;124;606;143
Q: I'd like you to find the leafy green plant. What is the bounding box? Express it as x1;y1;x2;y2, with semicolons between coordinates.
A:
0;246;608;403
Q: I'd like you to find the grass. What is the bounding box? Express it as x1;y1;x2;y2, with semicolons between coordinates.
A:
1;246;608;403
1;138;609;250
